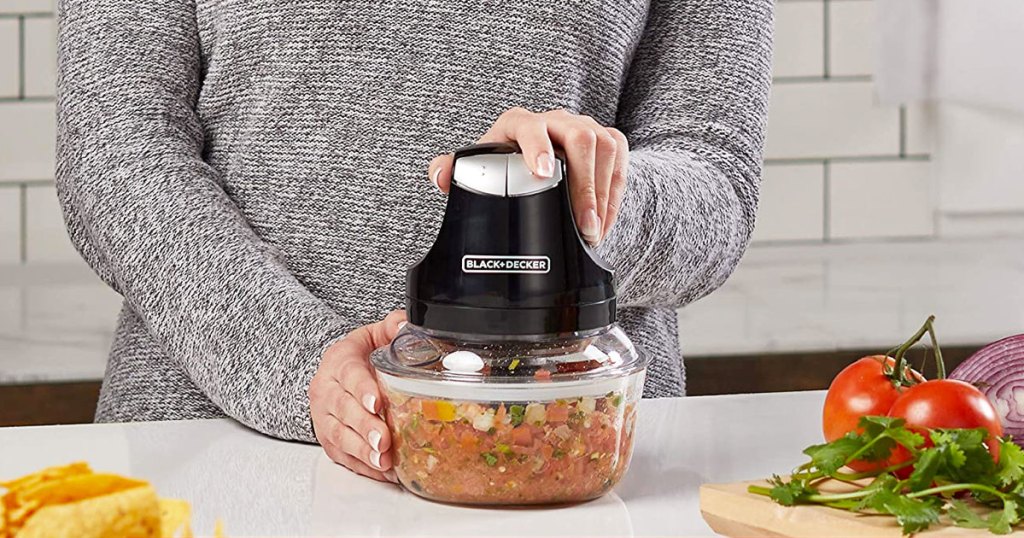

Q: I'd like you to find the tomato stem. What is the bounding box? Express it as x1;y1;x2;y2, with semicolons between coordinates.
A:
884;315;936;387
924;317;946;380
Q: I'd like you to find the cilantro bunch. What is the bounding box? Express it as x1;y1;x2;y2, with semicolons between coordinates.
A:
749;416;1024;535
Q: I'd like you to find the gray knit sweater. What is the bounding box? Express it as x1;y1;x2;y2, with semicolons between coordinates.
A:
56;0;772;442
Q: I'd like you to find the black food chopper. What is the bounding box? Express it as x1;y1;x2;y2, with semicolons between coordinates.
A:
370;142;647;505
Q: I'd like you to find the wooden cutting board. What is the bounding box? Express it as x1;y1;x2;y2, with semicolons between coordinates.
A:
700;479;1024;537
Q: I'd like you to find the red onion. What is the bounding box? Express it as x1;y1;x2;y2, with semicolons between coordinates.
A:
949;335;1024;445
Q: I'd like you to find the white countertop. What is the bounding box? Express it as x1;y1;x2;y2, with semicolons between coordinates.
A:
3;237;1022;383
0;391;825;537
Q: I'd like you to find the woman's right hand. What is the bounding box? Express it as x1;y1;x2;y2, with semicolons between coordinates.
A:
309;310;406;482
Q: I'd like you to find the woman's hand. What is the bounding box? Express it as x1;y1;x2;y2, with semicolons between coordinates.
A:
309;310;406;482
428;108;629;246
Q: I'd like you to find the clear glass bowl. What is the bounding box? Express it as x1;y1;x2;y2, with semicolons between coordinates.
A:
371;323;646;505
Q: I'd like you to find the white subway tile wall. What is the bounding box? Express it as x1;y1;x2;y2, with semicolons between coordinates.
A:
765;81;900;159
756;0;935;245
751;164;825;242
0;0;53;14
0;18;18;98
904;104;935;155
829;160;934;239
25;183;79;262
828;0;876;77
772;1;824;78
22;16;55;98
0;187;20;263
0;101;56;181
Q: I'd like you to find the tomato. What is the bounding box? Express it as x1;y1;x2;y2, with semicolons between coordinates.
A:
823;356;924;471
511;426;533;446
887;379;1003;470
546;404;570;423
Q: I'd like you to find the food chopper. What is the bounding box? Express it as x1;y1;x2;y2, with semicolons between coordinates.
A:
371;142;647;505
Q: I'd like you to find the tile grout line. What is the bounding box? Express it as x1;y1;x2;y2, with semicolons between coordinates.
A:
17;15;25;100
773;75;872;84
0;96;55;103
0;12;52;19
898;105;907;158
823;161;832;242
18;182;27;264
822;0;831;80
765;154;931;165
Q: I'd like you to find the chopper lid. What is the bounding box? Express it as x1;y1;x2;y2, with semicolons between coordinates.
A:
371;324;647;401
406;142;617;337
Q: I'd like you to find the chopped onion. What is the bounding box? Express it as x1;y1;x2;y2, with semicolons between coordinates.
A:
949;334;1024;445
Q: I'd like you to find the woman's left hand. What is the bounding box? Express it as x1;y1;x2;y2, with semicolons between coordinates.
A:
427;108;629;246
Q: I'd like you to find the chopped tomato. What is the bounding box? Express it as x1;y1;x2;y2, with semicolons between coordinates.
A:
533;369;552;381
459;430;478;450
546;404;570;423
512;426;534;446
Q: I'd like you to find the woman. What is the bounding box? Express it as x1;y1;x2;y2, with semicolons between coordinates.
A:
56;0;772;482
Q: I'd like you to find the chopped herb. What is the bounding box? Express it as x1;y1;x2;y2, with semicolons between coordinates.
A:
610;394;623;407
509;405;525;427
552;449;566;459
481;452;498;466
495;443;514;456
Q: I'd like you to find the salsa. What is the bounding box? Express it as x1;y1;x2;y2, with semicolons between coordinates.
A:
383;390;638;505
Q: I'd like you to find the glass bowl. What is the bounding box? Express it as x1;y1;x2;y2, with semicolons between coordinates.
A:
371;323;646;505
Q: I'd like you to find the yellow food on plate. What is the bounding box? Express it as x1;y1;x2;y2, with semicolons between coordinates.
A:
0;462;220;538
158;498;193;538
15;485;161;538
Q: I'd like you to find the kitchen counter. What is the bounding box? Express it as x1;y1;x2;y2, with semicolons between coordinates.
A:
0;391;825;537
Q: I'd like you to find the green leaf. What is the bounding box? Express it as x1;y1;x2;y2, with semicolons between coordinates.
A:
852;416;923;463
907;448;943;491
858;487;941;534
858;415;905;433
804;435;866;474
928;428;1000;486
888;427;926;452
767;475;817;506
852;475;900;511
481;452;498;466
997;440;1024;488
988;499;1020;535
946;499;990;529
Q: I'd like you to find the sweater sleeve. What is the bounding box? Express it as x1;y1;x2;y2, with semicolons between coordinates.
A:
598;0;773;308
56;0;345;442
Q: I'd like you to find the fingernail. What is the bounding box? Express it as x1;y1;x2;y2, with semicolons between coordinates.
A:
397;321;407;331
535;152;555;178
368;430;382;452
580;209;601;243
370;450;382;469
430;167;442;191
363;394;377;414
385;470;399;483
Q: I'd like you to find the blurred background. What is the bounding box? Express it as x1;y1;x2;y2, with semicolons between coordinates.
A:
1;0;1022;425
